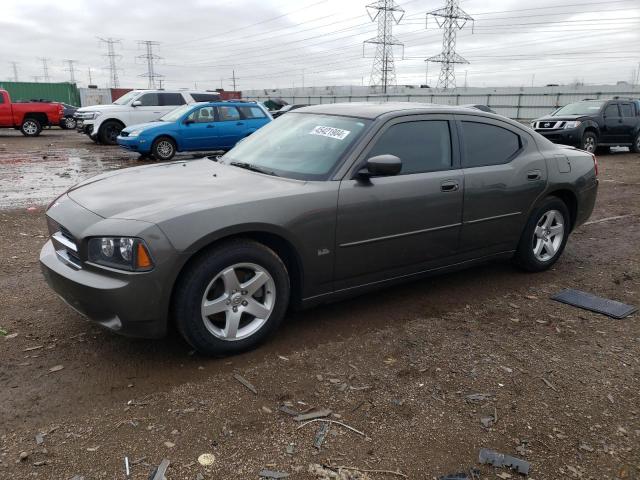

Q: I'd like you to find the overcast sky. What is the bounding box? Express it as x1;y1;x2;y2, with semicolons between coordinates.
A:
1;0;639;91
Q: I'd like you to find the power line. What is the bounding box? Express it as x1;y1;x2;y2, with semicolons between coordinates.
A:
363;0;405;93
426;0;474;90
99;37;122;88
64;59;78;83
38;57;51;82
137;40;163;89
9;62;19;82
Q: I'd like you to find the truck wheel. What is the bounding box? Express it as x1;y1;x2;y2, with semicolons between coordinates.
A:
98;121;123;145
151;137;176;161
632;132;640;154
580;132;597;153
172;240;290;356
62;116;77;130
21;118;42;137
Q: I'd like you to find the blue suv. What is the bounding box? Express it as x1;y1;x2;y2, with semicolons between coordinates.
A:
117;101;272;160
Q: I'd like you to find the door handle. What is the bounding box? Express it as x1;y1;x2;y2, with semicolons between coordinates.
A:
527;169;542;181
440;180;459;192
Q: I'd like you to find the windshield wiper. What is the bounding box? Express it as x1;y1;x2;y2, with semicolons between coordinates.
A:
229;161;278;177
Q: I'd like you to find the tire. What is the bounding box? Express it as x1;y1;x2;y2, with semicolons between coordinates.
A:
62;116;77;130
98;120;123;145
631;132;640;154
580;131;597;153
172;240;290;356
20;118;42;137
514;196;570;272
151;137;176;161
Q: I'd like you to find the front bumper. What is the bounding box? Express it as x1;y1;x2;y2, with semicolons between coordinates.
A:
117;135;150;153
76;119;97;138
535;128;582;146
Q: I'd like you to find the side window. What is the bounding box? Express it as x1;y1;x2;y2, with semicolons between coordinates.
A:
604;104;620;117
367;120;452;175
0;94;4;104
620;103;634;118
191;93;220;102
238;106;266;119
159;93;186;106
461;121;521;168
217;106;241;122
137;93;160;106
187;106;216;123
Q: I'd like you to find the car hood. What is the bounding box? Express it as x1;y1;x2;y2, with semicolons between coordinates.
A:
66;158;306;222
535;114;590;122
76;104;124;113
122;121;167;133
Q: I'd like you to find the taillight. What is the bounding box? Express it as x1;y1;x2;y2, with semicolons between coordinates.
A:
591;153;598;176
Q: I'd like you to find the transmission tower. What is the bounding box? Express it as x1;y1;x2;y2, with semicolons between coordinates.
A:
363;0;404;94
38;57;51;82
64;59;78;83
137;40;163;89
98;37;122;87
9;62;19;82
426;0;474;90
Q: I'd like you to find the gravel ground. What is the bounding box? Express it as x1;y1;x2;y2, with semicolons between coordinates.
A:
0;130;638;479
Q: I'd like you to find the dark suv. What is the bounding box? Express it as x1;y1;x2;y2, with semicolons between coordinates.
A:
532;98;640;154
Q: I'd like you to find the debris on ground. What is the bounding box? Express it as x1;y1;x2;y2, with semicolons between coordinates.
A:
0;327;7;336
465;393;494;404
278;404;300;416
313;421;330;449
149;458;171;480
479;448;530;475
233;373;258;394
48;364;64;373
197;453;215;466
293;408;332;422
35;432;44;445
309;464;371;479
551;288;638;319
259;469;290;478
438;470;480;480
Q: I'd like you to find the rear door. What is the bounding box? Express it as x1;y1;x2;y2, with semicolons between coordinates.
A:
601;102;621;143
237;105;270;135
619;102;637;143
130;93;185;125
334;115;464;289
181;106;221;150
214;105;244;148
457;116;547;256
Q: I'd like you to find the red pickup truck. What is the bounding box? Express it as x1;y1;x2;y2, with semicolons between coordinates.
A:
0;89;64;137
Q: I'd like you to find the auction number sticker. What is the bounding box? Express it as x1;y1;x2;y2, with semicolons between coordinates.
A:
309;125;351;140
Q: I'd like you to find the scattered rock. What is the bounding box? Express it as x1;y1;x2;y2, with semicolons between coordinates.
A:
198;453;215;466
259;469;289;479
48;365;64;373
164;441;175;448
18;452;28;462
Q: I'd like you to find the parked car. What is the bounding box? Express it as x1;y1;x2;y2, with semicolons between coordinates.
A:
0;89;64;136
40;103;598;355
74;90;221;145
271;104;310;119
532;97;640;153
116;101;272;160
60;103;78;130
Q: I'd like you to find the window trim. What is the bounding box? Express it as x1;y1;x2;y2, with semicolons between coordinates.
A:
604;103;620;118
456;118;525;169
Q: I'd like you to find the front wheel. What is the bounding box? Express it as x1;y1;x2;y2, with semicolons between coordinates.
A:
514;197;570;272
21;118;42;137
631;132;640;154
98;120;123;145
151;137;176;161
173;240;290;356
62;116;77;130
580;132;597;153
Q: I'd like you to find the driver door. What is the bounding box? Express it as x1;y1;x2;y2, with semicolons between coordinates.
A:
181;106;220;150
334;115;464;290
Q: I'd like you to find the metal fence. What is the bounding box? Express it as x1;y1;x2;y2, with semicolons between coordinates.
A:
244;87;640;121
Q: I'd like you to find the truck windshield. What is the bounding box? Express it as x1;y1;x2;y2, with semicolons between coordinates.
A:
552;101;605;116
221;113;370;181
112;91;139;105
160;104;194;122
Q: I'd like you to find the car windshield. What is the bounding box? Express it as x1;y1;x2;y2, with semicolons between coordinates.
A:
112;91;139;105
221;113;370;181
552;101;605;116
160;104;195;122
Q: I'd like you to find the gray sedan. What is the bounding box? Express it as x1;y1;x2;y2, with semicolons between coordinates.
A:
40;103;598;355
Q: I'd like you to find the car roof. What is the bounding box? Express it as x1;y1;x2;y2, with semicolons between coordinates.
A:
296;102;501;120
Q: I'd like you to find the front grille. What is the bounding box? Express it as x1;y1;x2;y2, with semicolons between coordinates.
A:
535;121;564;130
50;222;82;269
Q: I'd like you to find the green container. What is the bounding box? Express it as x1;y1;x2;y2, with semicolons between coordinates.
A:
0;81;81;106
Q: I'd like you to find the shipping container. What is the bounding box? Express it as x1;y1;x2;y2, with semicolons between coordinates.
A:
215;89;242;100
110;88;133;101
0;81;81;106
78;87;112;107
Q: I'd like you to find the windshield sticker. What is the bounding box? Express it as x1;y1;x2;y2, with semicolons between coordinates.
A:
309;126;351;140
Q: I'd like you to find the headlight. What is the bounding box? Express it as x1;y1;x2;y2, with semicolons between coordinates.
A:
530;122;536;128
77;111;102;120
127;130;141;137
88;237;153;271
563;121;581;129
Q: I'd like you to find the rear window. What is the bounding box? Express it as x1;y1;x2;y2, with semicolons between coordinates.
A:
217;106;241;121
461;121;521;168
238;105;266;119
620;103;634;117
158;93;186;106
191;93;220;102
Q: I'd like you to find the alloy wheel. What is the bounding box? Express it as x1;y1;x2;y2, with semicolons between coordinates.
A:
200;262;276;341
156;140;174;159
64;117;76;129
532;209;565;262
23;121;38;135
583;136;596;153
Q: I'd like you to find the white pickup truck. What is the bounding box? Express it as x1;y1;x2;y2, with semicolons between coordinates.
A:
75;90;221;144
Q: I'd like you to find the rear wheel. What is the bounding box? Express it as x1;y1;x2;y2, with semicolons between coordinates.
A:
151;137;176;161
62;116;77;130
98;120;123;145
631;132;640;154
514;197;570;272
20;118;42;137
580;132;597;153
173;240;290;356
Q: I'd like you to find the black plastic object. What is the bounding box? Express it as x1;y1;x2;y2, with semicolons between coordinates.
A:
479;448;530;475
551;289;637;319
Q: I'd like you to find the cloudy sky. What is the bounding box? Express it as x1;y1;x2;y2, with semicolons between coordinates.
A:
1;0;639;91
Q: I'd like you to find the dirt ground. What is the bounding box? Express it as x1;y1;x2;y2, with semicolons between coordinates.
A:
0;129;638;480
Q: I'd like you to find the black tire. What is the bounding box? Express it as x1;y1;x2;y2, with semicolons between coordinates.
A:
98;120;123;145
631;131;640;154
514;196;571;272
20;118;42;137
172;240;290;356
151;137;177;161
580;131;597;153
61;116;77;130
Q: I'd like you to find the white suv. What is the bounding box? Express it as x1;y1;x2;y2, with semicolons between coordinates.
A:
75;90;221;145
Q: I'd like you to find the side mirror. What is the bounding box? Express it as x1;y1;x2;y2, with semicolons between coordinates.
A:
357;154;402;178
131;100;142;107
